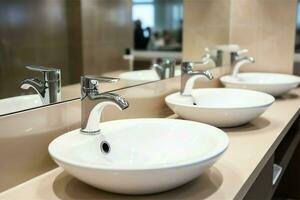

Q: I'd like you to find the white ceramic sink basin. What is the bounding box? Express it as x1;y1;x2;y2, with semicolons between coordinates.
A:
165;88;274;127
0;94;42;115
119;69;181;82
49;118;228;195
220;72;300;97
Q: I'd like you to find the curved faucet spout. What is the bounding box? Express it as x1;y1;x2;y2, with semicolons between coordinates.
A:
180;61;214;96
151;64;165;79
232;56;255;78
181;70;213;96
20;78;46;103
230;49;255;78
151;59;176;80
200;51;216;67
188;70;213;79
21;65;61;105
81;93;129;134
80;76;130;135
89;92;129;110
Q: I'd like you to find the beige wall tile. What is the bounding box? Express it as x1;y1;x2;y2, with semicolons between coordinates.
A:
230;0;297;74
183;0;297;73
183;0;231;61
81;0;132;75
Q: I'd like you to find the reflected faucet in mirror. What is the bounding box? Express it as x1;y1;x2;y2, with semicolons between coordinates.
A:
201;48;224;67
20;65;61;105
151;59;176;80
180;61;214;96
231;49;255;77
80;76;129;135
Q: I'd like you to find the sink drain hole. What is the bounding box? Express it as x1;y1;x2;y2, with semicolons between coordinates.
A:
100;141;110;154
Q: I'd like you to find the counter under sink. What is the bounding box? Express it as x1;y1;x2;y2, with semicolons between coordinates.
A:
1;88;300;200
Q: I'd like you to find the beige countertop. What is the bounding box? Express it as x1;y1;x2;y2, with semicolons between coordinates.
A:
1;89;300;200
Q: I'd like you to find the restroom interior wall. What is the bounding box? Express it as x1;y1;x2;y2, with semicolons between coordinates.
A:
0;0;71;99
182;0;231;61
183;0;297;74
0;0;133;99
81;0;133;75
229;0;297;74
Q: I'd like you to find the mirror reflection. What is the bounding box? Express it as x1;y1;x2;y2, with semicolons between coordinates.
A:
132;0;183;51
0;0;231;116
294;1;300;76
0;0;185;116
123;0;183;82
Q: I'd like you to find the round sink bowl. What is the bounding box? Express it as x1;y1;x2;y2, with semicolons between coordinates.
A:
49;118;228;195
119;69;181;82
220;72;300;97
165;88;274;127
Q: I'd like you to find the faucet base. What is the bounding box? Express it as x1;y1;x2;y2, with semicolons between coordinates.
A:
80;129;101;135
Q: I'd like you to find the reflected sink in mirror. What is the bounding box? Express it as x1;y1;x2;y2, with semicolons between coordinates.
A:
0;0;234;117
49;118;228;195
165;88;275;127
0;94;42;116
119;69;181;82
221;73;300;97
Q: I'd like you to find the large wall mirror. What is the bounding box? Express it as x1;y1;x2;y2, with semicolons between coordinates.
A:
294;0;300;75
0;0;230;116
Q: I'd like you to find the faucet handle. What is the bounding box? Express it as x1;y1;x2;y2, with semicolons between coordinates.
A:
81;75;119;91
162;58;176;66
182;61;209;73
25;65;59;72
25;65;60;81
201;48;211;59
204;48;210;54
236;49;248;55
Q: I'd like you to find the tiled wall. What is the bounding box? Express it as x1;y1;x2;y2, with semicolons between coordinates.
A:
0;0;71;98
230;0;297;74
0;0;133;99
183;0;231;61
81;0;132;75
183;0;297;74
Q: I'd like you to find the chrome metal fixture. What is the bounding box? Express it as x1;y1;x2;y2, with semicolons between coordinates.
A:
180;61;214;96
80;75;129;135
20;65;61;105
230;49;255;77
151;59;176;80
201;48;224;67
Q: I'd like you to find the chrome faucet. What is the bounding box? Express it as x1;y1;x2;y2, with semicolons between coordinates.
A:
181;61;214;96
151;59;176;80
80;75;129;135
231;49;255;77
200;48;223;67
20;65;61;105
